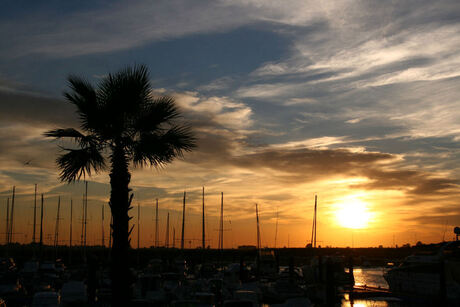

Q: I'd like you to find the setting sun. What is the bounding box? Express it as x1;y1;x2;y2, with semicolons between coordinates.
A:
335;198;373;229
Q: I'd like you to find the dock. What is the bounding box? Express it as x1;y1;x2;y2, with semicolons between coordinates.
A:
348;285;393;299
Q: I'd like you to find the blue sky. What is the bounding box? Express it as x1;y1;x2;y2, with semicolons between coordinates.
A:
1;0;460;247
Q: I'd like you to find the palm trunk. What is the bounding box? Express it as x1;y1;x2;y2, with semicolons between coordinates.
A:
109;145;132;306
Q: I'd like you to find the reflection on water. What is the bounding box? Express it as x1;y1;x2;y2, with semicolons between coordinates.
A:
342;297;407;307
264;267;412;307
342;301;391;307
353;267;388;288
342;267;408;307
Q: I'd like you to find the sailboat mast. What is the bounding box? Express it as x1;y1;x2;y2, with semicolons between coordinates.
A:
256;203;261;250
9;186;15;243
314;195;317;248
84;181;88;247
69;198;73;264
137;203;140;249
5;198;9;244
172;227;176;248
102;205;105;247
165;212;169;248
219;192;224;250
155;199;159;247
181;191;186;249
202;187;205;250
70;199;73;248
81;194;85;246
33;184;37;243
39;194;44;246
310;195;317;248
274;209;278;249
109;214;112;248
54;196;61;247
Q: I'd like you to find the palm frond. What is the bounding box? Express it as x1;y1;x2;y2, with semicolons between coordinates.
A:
57;146;106;182
97;65;151;133
44;128;104;149
44;128;84;139
132;96;182;135
50;64;196;181
64;76;102;133
131;125;196;167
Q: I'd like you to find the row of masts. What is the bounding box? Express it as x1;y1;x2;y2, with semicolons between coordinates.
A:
3;184;219;249
3;182;102;249
5;186;52;248
3;183;319;249
128;187;219;250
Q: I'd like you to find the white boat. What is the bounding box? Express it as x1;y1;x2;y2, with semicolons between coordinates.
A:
383;241;460;302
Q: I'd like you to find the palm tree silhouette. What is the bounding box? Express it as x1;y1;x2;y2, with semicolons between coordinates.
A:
45;64;195;305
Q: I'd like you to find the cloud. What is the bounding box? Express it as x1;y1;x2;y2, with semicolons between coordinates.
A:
233;146;390;172
197;77;234;92
171;91;253;131
231;0;460;144
408;203;460;227
2;83;456;205
0;1;252;58
0;88;75;127
1;0;364;59
269;136;349;149
355;169;459;196
0;86;257;195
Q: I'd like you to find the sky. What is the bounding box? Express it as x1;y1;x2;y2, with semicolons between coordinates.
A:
1;0;460;248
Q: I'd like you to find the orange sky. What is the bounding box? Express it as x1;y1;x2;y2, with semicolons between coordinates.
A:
2;164;458;248
1;1;460;248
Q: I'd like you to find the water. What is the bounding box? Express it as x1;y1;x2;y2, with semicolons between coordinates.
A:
353;267;388;288
342;267;407;307
263;267;408;307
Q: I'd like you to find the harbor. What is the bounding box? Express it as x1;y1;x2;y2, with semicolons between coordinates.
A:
1;183;460;306
2;2;460;304
1;241;459;306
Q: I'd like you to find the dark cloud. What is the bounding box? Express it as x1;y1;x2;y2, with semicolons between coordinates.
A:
410;214;460;227
0;89;75;127
0;170;53;185
0;125;58;169
356;169;459;195
204;146;460;197
231;147;392;177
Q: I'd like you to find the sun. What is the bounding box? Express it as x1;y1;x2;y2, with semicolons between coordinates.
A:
335;198;373;229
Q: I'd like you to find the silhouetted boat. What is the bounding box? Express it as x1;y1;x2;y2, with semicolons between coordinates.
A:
384;241;460;302
31;291;60;307
61;280;87;305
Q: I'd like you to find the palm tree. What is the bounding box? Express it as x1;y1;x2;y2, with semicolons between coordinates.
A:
45;65;195;306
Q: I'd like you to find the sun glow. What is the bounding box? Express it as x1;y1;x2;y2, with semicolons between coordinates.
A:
335;198;373;229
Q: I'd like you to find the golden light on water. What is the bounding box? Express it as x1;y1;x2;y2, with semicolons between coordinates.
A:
335;197;373;229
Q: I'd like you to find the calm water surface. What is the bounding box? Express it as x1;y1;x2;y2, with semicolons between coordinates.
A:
353;267;388;288
342;267;408;307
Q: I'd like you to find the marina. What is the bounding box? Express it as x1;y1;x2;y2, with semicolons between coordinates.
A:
1;242;459;306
